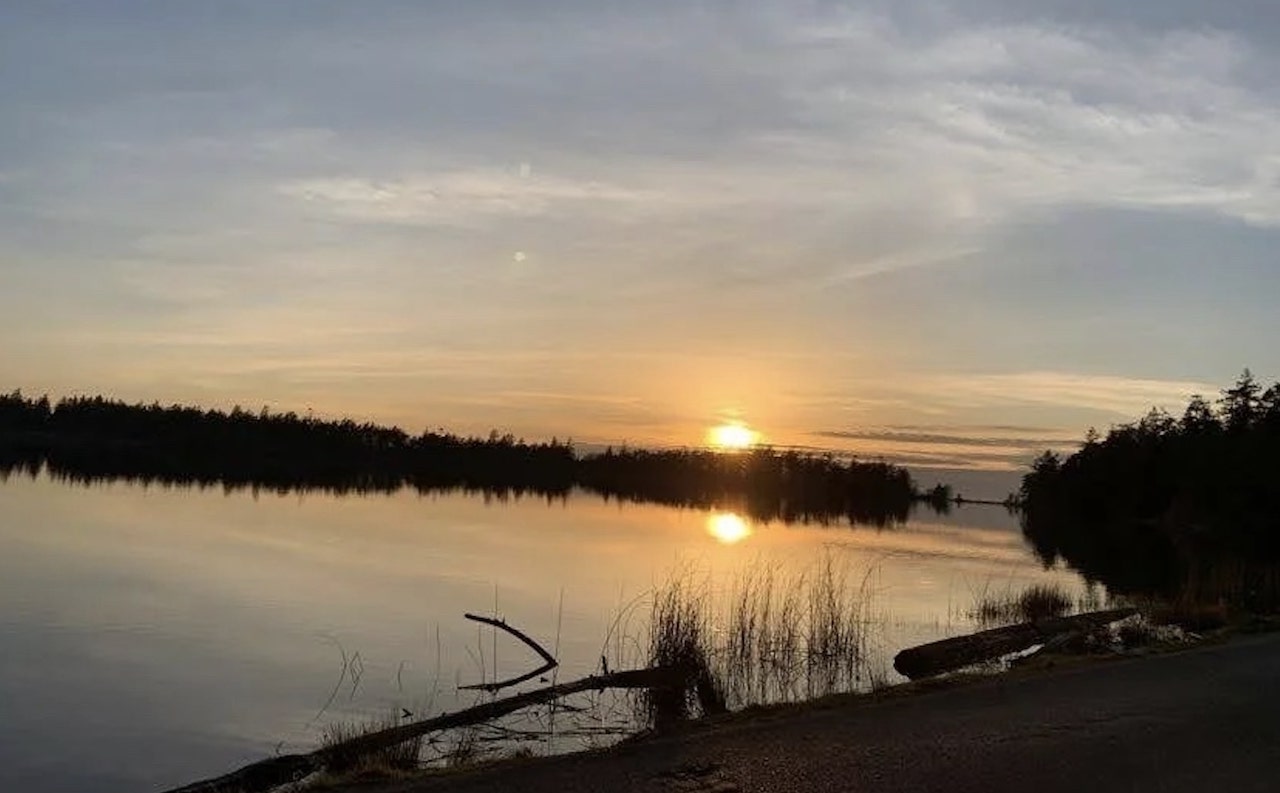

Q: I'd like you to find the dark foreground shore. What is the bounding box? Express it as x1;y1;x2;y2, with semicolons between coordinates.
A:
316;631;1280;793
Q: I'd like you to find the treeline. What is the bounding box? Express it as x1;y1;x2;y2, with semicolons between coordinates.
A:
0;393;576;493
0;391;927;527
581;446;918;526
1018;370;1280;607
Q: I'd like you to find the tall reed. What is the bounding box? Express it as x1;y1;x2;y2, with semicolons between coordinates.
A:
642;551;878;727
969;582;1073;628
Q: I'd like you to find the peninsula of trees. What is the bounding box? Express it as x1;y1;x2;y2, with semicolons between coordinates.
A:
1019;370;1280;608
0;391;930;527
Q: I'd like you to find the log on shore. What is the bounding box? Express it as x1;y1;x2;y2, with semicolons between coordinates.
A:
161;665;684;793
893;608;1137;680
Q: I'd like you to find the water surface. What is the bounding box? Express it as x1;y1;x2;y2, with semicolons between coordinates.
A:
0;474;1087;792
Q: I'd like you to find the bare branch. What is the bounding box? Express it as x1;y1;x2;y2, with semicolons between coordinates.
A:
460;612;559;692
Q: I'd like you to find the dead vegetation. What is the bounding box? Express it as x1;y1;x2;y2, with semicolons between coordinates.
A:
641;552;880;723
969;582;1074;627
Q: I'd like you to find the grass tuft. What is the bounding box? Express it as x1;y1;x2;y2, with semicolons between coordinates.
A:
970;582;1073;627
639;551;877;730
319;714;423;776
642;575;723;729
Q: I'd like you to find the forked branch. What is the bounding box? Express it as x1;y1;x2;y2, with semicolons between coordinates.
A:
460;612;559;693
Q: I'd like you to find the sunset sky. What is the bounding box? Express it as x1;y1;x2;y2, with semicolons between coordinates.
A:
3;1;1278;470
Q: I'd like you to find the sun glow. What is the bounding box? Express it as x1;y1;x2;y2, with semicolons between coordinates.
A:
707;422;759;450
706;512;752;544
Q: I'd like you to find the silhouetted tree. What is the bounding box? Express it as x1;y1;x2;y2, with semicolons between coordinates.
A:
1181;394;1219;434
1018;370;1280;609
1221;369;1262;431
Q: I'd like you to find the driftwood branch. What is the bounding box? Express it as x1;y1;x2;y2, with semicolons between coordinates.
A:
459;613;559;692
161;665;682;793
322;665;679;761
893;608;1137;680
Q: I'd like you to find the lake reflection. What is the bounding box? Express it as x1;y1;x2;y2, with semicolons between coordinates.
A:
0;474;1086;792
707;512;752;544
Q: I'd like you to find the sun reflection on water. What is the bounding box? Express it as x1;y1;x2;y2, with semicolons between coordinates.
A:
706;512;752;544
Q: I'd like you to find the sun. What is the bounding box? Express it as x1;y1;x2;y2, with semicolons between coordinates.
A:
707;422;759;450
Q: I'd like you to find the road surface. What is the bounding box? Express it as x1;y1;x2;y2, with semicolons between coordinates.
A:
335;632;1280;793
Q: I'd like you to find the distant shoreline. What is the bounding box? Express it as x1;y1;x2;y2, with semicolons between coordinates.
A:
0;392;948;528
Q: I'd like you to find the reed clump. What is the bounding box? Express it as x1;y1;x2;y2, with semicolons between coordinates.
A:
970;583;1073;627
642;576;725;729
319;714;423;776
641;552;878;728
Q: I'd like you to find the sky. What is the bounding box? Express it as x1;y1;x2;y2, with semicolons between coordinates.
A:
2;1;1278;471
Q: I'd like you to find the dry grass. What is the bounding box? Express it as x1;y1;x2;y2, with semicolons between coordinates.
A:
319;713;423;776
970;583;1073;627
639;551;877;729
640;574;725;730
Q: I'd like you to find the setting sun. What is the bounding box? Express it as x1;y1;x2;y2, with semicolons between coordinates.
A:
707;422;759;450
706;512;752;544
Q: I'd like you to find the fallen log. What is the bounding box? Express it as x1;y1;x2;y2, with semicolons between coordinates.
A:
316;665;682;764
161;665;683;793
893;608;1137;680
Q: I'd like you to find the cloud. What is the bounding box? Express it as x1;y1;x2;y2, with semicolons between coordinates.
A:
811;423;1082;472
779;18;1280;228
798;369;1223;469
258;8;1280;302
278;170;661;227
814;429;1071;449
921;371;1218;417
692;432;1050;471
19;5;1280;274
955;1;1280;42
894;423;1063;435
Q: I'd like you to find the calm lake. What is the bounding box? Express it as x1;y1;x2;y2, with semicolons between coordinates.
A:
0;471;1091;793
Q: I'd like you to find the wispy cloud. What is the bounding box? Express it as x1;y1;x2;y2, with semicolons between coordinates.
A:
800;369;1221;468
279;169;662;227
256;10;1280;303
778;18;1280;228
923;371;1218;416
815;429;1072;449
811;423;1082;472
